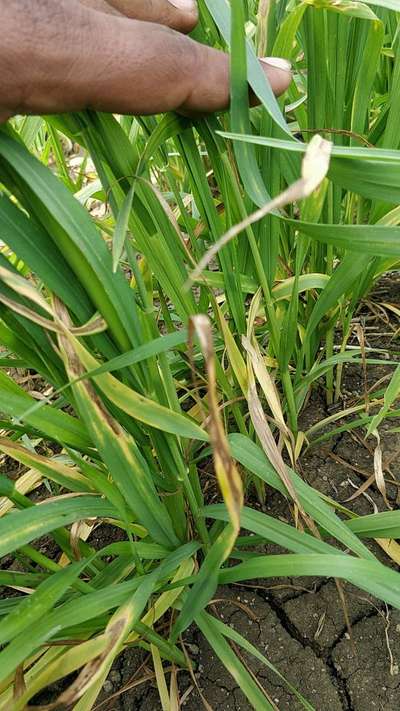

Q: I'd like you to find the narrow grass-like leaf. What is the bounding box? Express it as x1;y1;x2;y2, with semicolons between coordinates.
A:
0;558;91;646
11;638;109;711
0;495;116;559
229;434;375;560
190;315;243;529
202;612;314;710
49;572;157;708
205;504;342;555
112;182;135;272
173;524;236;641
217;131;400;162
230;0;270;206
204;0;290;134
0;130;141;352
195;610;275;711
346;510;400;539
0;370;91;450
219;554;400;609
0;439;93;493
0;543;197;686
292;220;400;258
366;365;400;435
68;335;207;442
55;301;180;548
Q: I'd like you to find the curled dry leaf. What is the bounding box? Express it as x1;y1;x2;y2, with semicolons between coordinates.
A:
44;617;126;709
0;265;106;336
242;336;290;440
0;264;53;315
151;643;170;711
245;357;300;508
244;339;323;540
69;314;107;337
169;666;180;711
300;133;333;192
343;472;376;502
0;291;63;334
69;520;94;563
372;429;392;510
189;315;243;535
188;135;332;284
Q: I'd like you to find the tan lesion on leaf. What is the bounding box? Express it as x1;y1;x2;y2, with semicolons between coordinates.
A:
44;618;126;709
53;297;122;436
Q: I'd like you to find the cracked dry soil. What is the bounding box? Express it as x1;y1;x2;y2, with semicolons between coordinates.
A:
96;347;400;710
97;582;400;711
96;412;400;709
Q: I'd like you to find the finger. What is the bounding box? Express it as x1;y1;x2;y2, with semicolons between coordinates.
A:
79;0;121;16
60;13;292;116
253;57;293;106
8;2;291;119
80;0;198;33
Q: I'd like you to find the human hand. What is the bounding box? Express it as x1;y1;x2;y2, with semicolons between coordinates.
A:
0;0;292;122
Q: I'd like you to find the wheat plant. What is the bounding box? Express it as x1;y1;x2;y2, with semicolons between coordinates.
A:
0;0;400;708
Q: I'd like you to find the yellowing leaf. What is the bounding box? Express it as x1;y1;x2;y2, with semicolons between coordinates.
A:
189;315;243;535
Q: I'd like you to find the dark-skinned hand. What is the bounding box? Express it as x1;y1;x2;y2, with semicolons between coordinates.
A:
0;0;292;123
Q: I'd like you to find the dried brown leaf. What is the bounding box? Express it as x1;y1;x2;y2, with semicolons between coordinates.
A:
188;135;332;284
189;315;243;534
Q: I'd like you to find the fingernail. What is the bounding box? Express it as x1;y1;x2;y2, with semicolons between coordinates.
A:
260;57;292;72
169;0;196;10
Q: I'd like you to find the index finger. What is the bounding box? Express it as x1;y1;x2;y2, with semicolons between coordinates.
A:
81;0;198;33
